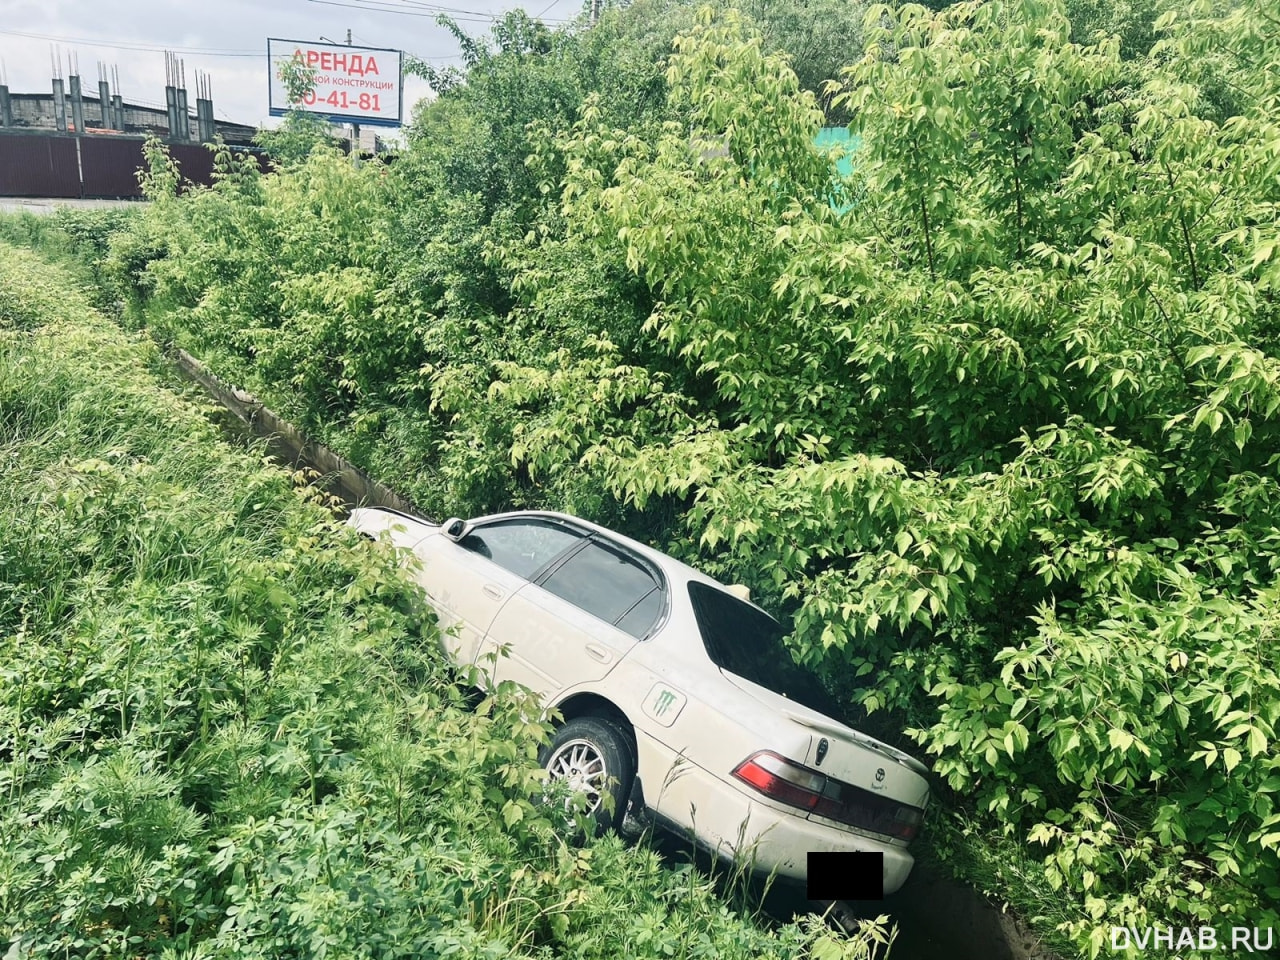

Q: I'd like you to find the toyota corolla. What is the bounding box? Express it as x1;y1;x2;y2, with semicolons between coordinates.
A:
349;507;930;895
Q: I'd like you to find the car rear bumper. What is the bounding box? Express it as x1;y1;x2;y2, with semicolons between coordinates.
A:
637;735;915;895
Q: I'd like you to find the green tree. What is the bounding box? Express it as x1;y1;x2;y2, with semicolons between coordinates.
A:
550;1;1280;947
735;0;870;120
256;53;336;164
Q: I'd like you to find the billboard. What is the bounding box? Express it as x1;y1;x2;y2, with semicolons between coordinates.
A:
267;38;403;128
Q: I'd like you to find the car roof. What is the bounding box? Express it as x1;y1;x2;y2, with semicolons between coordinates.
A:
476;509;697;576
467;509;776;617
360;505;777;621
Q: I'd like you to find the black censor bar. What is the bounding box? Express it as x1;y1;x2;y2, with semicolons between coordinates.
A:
806;851;884;901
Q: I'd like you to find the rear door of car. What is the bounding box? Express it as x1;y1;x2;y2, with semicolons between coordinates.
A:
420;517;584;673
481;537;667;698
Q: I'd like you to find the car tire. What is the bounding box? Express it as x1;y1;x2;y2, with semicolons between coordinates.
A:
539;716;634;835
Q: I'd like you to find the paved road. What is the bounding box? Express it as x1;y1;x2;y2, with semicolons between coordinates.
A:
0;198;146;214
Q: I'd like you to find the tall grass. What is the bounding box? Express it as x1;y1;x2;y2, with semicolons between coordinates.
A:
0;243;886;959
0;207;136;311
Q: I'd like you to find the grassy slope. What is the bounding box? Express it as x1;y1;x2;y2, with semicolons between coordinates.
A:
0;243;887;960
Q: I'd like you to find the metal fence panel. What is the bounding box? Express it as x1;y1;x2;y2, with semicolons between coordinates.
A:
3;134;271;199
79;136;145;198
169;142;216;190
0;134;81;198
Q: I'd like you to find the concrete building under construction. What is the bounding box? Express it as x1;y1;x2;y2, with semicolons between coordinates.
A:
0;54;264;199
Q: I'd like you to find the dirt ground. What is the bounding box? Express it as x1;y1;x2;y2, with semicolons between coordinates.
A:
0;197;145;214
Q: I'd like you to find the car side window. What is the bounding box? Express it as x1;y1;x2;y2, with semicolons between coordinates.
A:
459;519;582;580
615;587;664;639
539;540;664;638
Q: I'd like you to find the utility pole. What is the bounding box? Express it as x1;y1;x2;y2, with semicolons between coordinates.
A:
0;58;11;129
590;0;601;25
68;52;85;135
347;29;361;167
323;30;363;166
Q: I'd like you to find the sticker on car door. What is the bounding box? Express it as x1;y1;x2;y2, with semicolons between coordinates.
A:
643;683;687;727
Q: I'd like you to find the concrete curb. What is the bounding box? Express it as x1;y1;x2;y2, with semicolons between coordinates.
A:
169;347;425;517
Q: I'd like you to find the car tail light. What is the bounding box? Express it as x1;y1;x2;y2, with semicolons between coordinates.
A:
732;751;828;810
731;750;924;842
889;805;924;842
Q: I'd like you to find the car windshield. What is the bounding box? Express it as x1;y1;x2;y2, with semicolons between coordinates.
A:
687;582;841;718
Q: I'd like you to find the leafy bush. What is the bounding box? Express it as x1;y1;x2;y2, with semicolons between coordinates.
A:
551;1;1280;949
0;206;137;309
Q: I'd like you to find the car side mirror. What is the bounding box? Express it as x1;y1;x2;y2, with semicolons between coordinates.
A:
442;517;470;541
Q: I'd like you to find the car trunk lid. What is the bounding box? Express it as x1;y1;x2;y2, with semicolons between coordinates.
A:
721;671;930;814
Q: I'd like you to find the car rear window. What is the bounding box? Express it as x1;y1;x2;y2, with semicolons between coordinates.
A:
687;582;840;716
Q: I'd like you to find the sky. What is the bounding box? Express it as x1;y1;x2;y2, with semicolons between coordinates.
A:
0;0;586;136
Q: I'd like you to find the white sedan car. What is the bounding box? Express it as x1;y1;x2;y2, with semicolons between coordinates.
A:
350;507;930;895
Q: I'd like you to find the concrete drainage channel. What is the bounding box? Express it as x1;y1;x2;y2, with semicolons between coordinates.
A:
169;347;1061;960
170;348;423;517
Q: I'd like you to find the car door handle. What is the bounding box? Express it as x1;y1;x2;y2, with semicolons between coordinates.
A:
482;583;504;600
584;643;612;664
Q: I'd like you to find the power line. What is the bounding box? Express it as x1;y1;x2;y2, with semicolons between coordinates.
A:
304;0;498;25
326;0;569;18
356;0;508;16
352;29;463;56
532;0;567;19
388;0;571;17
0;27;262;57
304;0;571;24
304;0;507;24
0;25;464;74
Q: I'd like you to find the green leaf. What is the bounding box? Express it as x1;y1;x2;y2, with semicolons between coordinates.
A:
1223;748;1242;773
1234;419;1252;451
1108;728;1134;752
502;800;524;828
1248;727;1267;757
